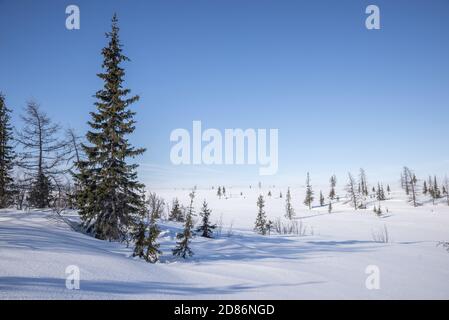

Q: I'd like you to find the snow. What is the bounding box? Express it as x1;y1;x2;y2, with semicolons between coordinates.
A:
1;187;449;299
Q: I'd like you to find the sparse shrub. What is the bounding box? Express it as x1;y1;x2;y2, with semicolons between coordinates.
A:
273;217;308;236
372;225;390;243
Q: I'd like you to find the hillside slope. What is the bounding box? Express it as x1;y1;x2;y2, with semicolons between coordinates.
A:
1;190;449;299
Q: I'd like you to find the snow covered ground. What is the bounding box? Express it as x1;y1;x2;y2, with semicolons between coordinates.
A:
1;187;449;299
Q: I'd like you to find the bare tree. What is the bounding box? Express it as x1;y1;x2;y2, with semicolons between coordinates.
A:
346;172;359;210
65;128;82;167
16;101;68;208
401;167;410;195
404;167;419;207
147;192;165;220
359;168;368;196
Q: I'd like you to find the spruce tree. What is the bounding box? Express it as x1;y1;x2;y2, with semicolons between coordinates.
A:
433;176;441;199
254;194;267;235
132;198;161;263
423;181;428;195
0;93;16;208
74;14;146;240
173;191;195;258
285;187;295;220
169;198;183;221
144;207;162;263
304;172;314;209
132;221;146;258
196;200;216;238
217;186;222;198
329;175;337;200
319;190;325;206
443;176;449;206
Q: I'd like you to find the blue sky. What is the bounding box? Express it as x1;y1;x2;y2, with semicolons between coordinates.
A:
1;0;449;188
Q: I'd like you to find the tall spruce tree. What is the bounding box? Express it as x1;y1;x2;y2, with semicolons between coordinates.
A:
74;14;146;240
304;172;314;209
173;191;195;258
196;200;216;238
0;93;16;208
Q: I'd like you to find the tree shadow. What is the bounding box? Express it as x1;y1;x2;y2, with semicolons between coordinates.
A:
0;276;325;297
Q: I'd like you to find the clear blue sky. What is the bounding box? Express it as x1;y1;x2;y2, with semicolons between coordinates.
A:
1;0;449;188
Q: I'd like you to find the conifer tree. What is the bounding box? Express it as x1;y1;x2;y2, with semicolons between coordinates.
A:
217;186;222;199
319;190;325;206
222;186;226;196
387;184;391;194
433;176;441;199
328;201;332;213
132;197;161;263
443;176;449;206
0;93;16;208
74;14;146;240
329;174;337;200
254;194;267;235
132;220;146;259
285;187;295;220
268;190;272;197
304;172;314;210
196;200;216;238
169;198;183;221
173;191;195;258
376;182;385;201
402;167;410;195
423;181;428;195
279;191;283;198
16;101;67;208
144;206;162;263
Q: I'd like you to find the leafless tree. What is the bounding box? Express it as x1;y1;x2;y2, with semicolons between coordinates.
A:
404;166;419;207
346;172;359;210
15;101;69;208
147;192;165;220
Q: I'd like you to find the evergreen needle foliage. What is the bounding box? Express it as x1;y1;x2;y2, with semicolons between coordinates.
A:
74;14;146;241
